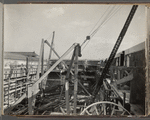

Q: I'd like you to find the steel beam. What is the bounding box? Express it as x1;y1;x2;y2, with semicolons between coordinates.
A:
116;73;133;85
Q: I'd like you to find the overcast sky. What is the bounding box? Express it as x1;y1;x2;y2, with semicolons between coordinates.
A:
4;4;146;60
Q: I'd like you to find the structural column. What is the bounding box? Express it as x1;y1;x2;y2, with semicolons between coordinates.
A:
73;45;79;115
28;39;44;115
65;50;75;115
26;57;29;75
48;31;55;68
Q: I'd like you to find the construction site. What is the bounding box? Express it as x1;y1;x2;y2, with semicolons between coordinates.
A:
3;5;146;116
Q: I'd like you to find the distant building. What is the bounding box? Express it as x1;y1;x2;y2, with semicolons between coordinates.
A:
5;51;39;57
4;51;40;68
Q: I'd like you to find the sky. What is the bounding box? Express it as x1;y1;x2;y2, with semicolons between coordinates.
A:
4;4;146;60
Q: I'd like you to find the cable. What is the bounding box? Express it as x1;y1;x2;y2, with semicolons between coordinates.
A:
88;5;111;35
81;39;87;47
81;6;116;47
80;6;122;51
96;6;123;39
92;6;122;37
90;6;117;36
90;6;122;38
81;40;90;51
81;6;115;47
102;6;123;28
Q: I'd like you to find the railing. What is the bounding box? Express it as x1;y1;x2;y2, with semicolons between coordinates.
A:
3;67;38;108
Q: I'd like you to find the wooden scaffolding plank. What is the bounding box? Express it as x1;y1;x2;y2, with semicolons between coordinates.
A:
116;74;133;85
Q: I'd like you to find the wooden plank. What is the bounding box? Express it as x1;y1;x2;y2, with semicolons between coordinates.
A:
48;31;55;62
5;87;26;95
28;86;34;115
80;75;95;79
116;74;133;85
4;77;27;84
26;57;29;74
46;79;61;81
36;39;44;80
41;39;44;76
110;66;144;70
78;81;91;96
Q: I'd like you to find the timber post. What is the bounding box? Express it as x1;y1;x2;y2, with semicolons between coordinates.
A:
73;45;79;115
130;68;136;104
26;57;29;75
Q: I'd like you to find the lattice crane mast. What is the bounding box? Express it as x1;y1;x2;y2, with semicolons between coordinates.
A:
93;5;138;97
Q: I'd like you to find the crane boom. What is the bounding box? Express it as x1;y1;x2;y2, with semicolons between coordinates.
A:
93;5;138;96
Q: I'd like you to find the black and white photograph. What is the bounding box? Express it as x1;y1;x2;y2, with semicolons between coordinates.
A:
3;4;146;116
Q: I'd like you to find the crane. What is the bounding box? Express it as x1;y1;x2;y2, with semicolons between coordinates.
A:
93;5;138;97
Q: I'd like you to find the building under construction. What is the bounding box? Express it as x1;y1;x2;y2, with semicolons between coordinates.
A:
3;5;146;116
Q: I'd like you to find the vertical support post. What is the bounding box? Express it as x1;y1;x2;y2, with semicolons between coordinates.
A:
73;45;79;115
47;31;55;69
65;80;70;114
110;68;113;82
36;39;44;80
118;69;120;80
49;31;55;61
65;50;75;115
123;92;126;107
26;57;29;75
124;55;128;67
28;39;44;115
8;78;10;107
41;39;44;76
130;69;136;104
28;86;34;115
120;51;125;66
15;81;16;102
